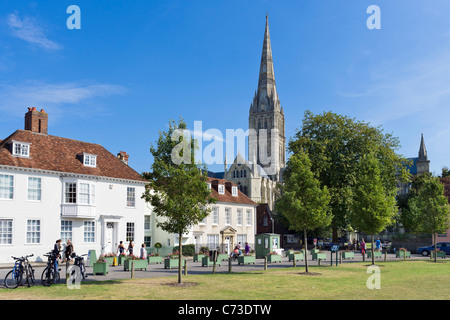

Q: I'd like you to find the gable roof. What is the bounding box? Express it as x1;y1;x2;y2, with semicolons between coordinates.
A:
0;129;145;182
207;177;256;206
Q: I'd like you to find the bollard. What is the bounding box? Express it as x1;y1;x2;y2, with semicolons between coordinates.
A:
228;257;232;274
66;260;70;282
318;258;321;266
264;256;267;271
212;254;217;274
293;255;296;268
131;261;135;279
330;251;333;266
339;252;342;265
363;252;366;262
385;250;388;262
184;259;187;276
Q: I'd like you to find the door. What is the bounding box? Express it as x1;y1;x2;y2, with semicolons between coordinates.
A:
105;222;115;254
225;236;231;254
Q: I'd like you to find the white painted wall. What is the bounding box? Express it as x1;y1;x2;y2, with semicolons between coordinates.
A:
0;167;147;264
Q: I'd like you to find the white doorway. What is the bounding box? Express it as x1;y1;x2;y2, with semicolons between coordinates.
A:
105;222;115;254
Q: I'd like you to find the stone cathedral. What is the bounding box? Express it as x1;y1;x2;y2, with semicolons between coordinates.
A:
221;15;286;210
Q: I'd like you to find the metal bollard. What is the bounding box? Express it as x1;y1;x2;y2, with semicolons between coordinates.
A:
264;256;267;270
131;261;135;279
184;259;187;276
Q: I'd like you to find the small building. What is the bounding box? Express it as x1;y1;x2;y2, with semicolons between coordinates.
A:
255;233;281;258
0;108;148;263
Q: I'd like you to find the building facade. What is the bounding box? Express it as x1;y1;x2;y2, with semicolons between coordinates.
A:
0;108;148;263
147;177;257;255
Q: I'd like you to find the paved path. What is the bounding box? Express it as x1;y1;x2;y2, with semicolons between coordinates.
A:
0;252;437;288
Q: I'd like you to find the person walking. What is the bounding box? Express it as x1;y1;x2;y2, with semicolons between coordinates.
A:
244;242;250;255
127;241;134;256
140;243;147;259
117;241;125;256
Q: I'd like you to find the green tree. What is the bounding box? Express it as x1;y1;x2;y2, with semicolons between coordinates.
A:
348;153;398;265
289;111;409;241
276;151;331;273
407;175;450;262
397;173;433;233
142;118;216;283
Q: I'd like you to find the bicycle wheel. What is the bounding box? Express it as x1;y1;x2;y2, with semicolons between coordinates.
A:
4;270;22;289
41;267;54;287
80;263;87;279
27;264;35;284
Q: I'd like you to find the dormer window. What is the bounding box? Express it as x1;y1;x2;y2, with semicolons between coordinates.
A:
207;183;211;190
218;184;225;195
82;153;97;167
232;186;238;197
11;141;31;158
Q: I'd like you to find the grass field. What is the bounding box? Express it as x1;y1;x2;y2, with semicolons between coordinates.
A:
1;260;449;300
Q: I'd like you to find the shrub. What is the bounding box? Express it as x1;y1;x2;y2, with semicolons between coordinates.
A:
173;244;196;256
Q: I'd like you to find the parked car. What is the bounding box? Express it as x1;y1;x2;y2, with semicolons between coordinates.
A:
417;242;450;256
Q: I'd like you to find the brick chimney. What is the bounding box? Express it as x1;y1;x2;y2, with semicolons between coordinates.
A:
25;107;48;134
117;151;129;165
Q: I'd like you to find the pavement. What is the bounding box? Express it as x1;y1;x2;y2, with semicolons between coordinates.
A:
0;252;440;288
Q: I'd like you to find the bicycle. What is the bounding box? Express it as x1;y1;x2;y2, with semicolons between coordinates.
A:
41;251;61;287
72;253;88;280
4;254;34;289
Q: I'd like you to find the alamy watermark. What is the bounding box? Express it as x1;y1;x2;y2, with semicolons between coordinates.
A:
170;121;281;175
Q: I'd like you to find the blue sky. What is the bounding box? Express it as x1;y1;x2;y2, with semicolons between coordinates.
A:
1;0;450;175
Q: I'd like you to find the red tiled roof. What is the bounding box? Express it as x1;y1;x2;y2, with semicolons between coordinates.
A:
0;130;145;182
207;177;256;206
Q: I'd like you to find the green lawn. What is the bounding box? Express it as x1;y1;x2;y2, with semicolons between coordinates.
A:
1;260;449;300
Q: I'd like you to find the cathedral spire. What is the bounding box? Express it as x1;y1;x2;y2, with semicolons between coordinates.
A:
418;133;427;161
255;14;279;112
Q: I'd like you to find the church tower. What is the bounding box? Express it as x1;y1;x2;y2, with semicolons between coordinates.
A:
416;133;430;175
249;15;286;181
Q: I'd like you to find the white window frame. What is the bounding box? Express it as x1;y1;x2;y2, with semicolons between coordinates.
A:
126;222;135;242
225;208;231;225
207;234;219;250
237;209;243;226
26;219;41;244
232;186;238;197
83;221;95;243
61;220;73;243
27;177;42;201
83;153;97;168
64;180;95;205
0;174;14;200
0;219;13;245
12;141;31;158
212;207;219;225
218;184;225;195
246;209;252;226
126;187;136;207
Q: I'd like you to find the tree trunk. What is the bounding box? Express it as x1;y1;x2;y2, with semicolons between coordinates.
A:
178;231;182;283
434;233;437;263
304;228;309;273
371;234;375;266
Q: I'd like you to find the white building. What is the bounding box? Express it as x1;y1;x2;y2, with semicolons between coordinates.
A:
0;108;148;263
148;177;257;255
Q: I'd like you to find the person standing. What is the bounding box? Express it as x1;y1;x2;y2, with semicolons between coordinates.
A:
360;239;366;255
244;242;250;255
64;239;74;262
375;238;381;251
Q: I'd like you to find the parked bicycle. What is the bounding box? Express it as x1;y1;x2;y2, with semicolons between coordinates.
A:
72;253;88;280
4;254;35;289
41;251;61;286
